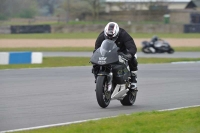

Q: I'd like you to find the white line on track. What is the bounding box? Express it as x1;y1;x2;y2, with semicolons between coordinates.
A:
158;105;200;111
1;105;200;133
171;61;200;64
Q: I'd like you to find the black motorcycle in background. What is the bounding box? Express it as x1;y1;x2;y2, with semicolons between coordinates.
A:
90;39;137;108
141;40;175;54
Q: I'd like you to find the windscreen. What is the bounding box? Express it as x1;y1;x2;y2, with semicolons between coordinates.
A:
100;39;118;56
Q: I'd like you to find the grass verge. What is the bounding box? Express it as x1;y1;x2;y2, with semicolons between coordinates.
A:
1;57;200;70
1;33;200;39
1;47;200;52
13;106;200;133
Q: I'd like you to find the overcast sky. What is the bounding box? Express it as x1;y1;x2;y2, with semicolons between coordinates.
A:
106;0;191;2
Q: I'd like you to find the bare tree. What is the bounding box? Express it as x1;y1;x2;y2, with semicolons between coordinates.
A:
37;0;63;16
61;0;105;22
0;0;9;19
85;0;106;21
0;0;38;20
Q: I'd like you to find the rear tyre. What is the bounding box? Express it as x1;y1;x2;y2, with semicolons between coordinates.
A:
167;48;175;54
120;90;137;106
96;76;111;108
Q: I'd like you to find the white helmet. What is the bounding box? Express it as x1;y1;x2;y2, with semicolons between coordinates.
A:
104;22;119;41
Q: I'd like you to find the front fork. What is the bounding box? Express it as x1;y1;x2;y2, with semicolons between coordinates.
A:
97;66;113;92
107;71;113;92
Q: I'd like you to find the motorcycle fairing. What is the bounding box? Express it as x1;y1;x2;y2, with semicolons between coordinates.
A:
111;84;129;100
142;41;149;46
90;39;119;65
112;63;130;84
154;41;170;48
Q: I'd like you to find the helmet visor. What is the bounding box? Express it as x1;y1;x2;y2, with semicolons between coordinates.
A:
104;33;119;41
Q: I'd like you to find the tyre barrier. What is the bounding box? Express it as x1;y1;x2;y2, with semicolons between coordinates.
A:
11;25;51;34
184;24;200;33
0;52;43;65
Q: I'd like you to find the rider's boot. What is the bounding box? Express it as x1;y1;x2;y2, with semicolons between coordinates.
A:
130;71;138;91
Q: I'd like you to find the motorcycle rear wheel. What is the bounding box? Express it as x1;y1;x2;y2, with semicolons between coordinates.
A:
96;76;111;108
167;48;175;54
120;90;137;106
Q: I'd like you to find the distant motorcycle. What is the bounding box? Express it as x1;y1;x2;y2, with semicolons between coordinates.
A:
141;40;175;54
90;39;137;108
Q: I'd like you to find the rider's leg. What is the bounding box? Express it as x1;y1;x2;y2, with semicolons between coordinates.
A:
128;54;138;90
130;71;137;90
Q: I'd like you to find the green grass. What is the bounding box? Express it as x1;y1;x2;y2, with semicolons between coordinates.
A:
1;33;200;39
0;33;99;39
13;106;200;133
174;47;200;52
0;20;175;26
0;47;94;52
1;46;200;52
0;19;192;26
0;20;121;26
138;57;200;64
1;57;200;70
0;57;90;69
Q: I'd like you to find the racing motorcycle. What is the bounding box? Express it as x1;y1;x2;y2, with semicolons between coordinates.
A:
90;39;137;108
141;40;174;54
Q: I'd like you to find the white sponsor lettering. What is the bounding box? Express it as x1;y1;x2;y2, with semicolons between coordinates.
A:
99;57;107;61
98;61;106;64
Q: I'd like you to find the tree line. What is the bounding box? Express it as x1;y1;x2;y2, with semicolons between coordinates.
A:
0;0;105;21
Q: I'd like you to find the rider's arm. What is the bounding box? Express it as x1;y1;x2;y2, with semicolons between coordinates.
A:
123;31;137;57
94;32;104;52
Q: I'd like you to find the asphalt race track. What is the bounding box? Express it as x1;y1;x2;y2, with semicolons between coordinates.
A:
1;62;200;132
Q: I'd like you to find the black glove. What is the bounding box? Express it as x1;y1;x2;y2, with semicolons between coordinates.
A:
123;53;132;60
119;52;132;60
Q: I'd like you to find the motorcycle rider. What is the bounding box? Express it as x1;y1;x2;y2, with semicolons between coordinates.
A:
150;35;162;46
92;22;138;90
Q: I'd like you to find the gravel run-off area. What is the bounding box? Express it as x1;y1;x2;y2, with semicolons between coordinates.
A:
0;38;200;48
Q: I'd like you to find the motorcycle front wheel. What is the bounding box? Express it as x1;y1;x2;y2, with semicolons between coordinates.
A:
142;47;156;54
96;76;111;108
142;47;151;53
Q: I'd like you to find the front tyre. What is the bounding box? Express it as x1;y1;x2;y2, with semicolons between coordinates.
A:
142;47;151;54
120;90;137;106
96;76;111;108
